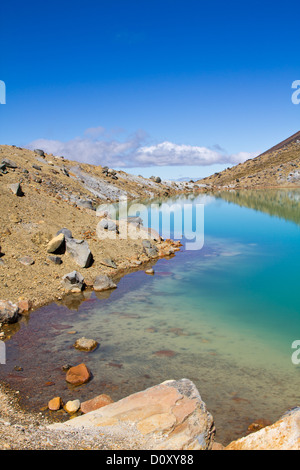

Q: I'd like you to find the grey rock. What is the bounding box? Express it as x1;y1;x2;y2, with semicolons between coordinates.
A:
99;219;117;231
10;183;24;197
34;149;45;157
93;275;117;292
142;240;158;257
2;159;17;169
0;300;19;324
56;228;73;239
18;256;35;266
100;258;117;269
32;164;41;171
48;256;63;265
66;238;93;268
150;176;161;183
62;271;84;292
77;199;94;211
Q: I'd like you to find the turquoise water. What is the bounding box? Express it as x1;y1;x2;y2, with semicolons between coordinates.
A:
1;189;300;444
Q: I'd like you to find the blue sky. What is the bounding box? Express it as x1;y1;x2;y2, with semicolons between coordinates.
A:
1;0;300;179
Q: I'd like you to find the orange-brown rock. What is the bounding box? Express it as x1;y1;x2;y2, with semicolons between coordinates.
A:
48;397;62;411
80;394;114;414
18;298;32;314
65;363;91;386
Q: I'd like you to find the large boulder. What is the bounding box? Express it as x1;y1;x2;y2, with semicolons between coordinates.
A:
0;300;19;324
226;408;300;450
48;379;215;450
65;238;93;268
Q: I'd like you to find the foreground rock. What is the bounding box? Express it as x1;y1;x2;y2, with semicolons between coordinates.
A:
0;300;19;324
226;408;300;450
49;379;215;450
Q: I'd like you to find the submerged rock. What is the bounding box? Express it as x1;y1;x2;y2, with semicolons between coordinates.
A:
48;397;62;411
73;337;99;352
65;363;91;386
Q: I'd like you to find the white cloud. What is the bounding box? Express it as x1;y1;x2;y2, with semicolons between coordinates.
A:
27;128;259;168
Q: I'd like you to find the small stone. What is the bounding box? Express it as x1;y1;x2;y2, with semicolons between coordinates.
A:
47;233;65;254
100;258;117;269
64;399;81;414
80;394;114;414
73;337;99;352
32;164;42;171
48;256;63;265
18;299;32;314
18;256;35;266
48;397;62;411
145;268;155;275
10;183;24;197
66;363;91;386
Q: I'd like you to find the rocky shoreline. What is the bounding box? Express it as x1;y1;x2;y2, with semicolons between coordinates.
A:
1;144;299;450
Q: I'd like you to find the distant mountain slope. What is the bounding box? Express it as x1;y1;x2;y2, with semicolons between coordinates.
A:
199;131;300;189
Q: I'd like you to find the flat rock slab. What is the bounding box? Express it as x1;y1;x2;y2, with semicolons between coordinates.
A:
49;379;215;450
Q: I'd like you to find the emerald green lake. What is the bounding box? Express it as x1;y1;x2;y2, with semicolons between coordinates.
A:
1;189;300;445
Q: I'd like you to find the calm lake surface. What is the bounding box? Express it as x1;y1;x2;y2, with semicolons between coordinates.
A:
1;189;300;445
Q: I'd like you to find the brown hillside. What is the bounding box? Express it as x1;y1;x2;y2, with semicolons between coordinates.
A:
199;132;300;189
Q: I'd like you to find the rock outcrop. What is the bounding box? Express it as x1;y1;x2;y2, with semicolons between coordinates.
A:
49;379;215;450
